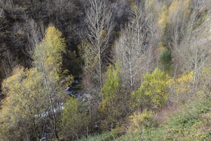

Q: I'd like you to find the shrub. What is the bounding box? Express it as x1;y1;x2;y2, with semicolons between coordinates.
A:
58;98;89;140
133;68;169;108
168;71;194;103
128;109;155;134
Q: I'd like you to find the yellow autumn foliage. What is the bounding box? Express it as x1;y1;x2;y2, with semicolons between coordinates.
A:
169;71;193;93
168;71;194;102
169;0;191;22
169;0;178;13
0;67;48;139
130;0;138;10
34;26;66;79
0;26;72;140
158;4;169;34
183;0;192;16
157;42;167;52
133;68;169;108
128;109;154;134
101;30;106;36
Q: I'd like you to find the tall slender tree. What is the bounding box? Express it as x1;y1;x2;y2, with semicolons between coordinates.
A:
80;0;114;95
114;2;153;92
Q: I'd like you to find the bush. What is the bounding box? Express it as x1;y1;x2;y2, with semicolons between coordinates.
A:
128;109;156;134
168;71;194;103
133;68;169;108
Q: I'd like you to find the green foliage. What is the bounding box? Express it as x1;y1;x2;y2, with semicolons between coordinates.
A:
2;1;211;140
100;61;120;103
79;132;116;141
117;87;211;141
99;61;122;129
159;50;172;72
58;98;89;140
155;89;211;140
110;125;125;138
133;68;169;108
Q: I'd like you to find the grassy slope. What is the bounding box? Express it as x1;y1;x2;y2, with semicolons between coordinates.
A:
79;88;211;141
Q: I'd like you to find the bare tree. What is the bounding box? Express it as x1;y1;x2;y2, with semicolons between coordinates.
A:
25;19;45;55
191;0;210;9
80;0;114;95
0;49;17;78
173;11;211;85
114;4;154;92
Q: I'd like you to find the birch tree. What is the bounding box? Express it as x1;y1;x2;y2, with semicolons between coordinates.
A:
80;0;114;95
115;3;153;92
173;11;211;85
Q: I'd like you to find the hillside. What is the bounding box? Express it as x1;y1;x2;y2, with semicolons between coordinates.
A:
1;0;211;140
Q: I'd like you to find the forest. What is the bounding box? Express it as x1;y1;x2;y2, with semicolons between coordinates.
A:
1;0;211;140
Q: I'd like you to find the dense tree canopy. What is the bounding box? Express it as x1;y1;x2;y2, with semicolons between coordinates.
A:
0;26;73;140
